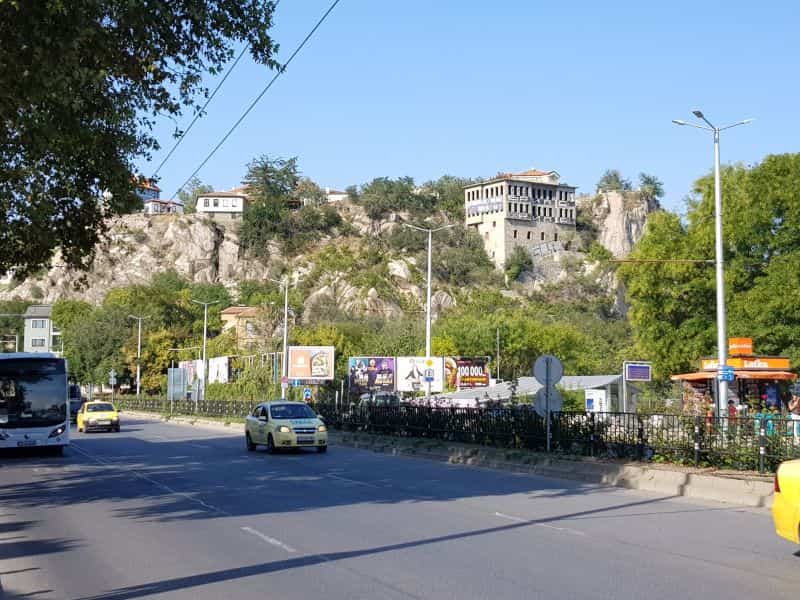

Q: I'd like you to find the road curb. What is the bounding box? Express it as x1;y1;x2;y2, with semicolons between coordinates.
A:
123;411;774;508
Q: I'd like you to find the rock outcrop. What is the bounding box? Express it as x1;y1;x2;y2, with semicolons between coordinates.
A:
577;190;659;258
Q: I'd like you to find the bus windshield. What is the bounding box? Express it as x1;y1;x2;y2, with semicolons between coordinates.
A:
0;358;67;428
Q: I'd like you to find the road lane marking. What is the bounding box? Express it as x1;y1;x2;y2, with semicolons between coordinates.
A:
326;473;383;488
240;527;296;553
70;443;231;517
494;512;586;536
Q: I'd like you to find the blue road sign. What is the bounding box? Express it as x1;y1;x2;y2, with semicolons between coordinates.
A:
303;387;312;400
718;366;735;382
293;379;301;388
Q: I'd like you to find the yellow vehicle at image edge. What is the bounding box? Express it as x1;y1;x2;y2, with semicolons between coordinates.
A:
77;401;120;433
245;401;328;454
773;459;800;544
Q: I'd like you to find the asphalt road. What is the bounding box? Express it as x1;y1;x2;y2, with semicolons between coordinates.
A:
1;416;799;600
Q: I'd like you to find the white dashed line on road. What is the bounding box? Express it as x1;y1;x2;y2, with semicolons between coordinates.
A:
240;526;297;553
494;511;586;536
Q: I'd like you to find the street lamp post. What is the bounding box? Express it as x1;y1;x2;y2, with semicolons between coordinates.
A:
191;300;220;402
127;315;146;397
268;277;290;400
404;223;456;402
673;111;752;415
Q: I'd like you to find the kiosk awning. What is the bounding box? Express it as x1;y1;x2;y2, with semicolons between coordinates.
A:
671;370;797;382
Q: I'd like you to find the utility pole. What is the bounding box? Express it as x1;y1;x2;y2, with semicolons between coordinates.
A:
673;111;752;415
191;300;220;402
496;328;500;381
127;315;146;397
268;277;290;400
404;223;455;402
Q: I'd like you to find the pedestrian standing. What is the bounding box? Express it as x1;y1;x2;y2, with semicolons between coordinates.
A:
788;384;800;442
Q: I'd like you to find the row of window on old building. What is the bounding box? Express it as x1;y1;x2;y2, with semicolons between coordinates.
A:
485;229;559;242
506;203;574;220
466;186;573;202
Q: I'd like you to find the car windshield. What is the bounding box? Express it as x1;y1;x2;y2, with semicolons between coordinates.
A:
87;403;114;412
270;403;316;420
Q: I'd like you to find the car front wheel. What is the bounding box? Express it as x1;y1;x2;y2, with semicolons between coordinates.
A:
246;432;256;452
266;434;275;454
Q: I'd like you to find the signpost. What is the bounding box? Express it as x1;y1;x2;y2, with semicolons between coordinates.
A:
717;365;735;382
622;361;652;412
109;369;117;404
533;355;563;453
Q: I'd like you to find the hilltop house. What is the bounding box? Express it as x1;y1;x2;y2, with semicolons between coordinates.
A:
23;305;61;354
464;168;577;269
196;188;249;222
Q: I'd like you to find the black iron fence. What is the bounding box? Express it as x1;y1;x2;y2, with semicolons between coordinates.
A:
115;396;800;473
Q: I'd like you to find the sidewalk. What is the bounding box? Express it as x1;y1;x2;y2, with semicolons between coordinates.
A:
123;410;775;509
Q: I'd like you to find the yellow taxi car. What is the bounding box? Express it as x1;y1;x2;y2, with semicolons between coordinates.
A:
773;459;800;544
76;401;121;433
245;401;327;453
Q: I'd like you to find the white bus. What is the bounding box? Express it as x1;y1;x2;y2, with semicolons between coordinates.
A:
0;353;69;454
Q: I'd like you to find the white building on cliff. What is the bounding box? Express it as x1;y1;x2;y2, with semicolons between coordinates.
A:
464;168;577;269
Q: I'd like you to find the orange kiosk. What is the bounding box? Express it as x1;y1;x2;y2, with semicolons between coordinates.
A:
671;338;796;414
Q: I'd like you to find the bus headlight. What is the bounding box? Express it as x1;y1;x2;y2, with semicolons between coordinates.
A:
49;426;66;438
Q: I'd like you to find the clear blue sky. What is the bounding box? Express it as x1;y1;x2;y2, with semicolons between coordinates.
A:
140;0;800;212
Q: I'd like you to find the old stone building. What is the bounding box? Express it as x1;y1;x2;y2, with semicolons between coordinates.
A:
464;169;577;269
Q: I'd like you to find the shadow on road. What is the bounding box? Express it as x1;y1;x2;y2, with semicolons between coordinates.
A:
73;493;680;600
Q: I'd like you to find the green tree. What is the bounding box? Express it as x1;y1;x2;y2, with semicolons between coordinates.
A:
638;173;664;203
178;177;214;214
243;155;300;202
0;1;279;277
0;300;29;352
596;169;632;192
294;177;326;206
620;153;800;377
504;246;533;282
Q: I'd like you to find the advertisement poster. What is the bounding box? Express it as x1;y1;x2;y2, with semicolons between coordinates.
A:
288;346;335;381
396;357;444;393
178;360;202;385
208;356;230;384
444;357;491;390
348;357;396;395
585;389;607;413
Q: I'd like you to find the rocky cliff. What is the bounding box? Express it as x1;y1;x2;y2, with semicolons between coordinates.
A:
0;195;657;314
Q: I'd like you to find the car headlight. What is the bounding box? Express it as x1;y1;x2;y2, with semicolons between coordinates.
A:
278;425;291;433
88;419;97;424
317;425;327;433
111;416;119;422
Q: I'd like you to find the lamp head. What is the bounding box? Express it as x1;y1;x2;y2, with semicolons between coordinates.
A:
692;110;704;119
672;119;688;126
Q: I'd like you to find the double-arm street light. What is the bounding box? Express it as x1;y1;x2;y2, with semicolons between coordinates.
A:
127;315;147;397
267;277;290;400
673;110;752;415
404;223;456;401
191;299;220;401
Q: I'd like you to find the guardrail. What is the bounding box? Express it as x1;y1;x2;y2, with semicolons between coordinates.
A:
115;397;800;472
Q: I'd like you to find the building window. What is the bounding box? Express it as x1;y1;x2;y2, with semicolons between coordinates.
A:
513;230;517;239
31;338;46;348
203;198;210;207
508;203;512;212
245;321;255;335
549;190;553;200
492;221;496;228
554;232;559;242
31;319;46;329
223;198;230;207
527;231;531;240
212;198;219;207
540;232;545;241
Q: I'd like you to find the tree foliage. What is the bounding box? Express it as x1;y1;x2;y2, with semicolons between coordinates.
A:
0;1;279;277
620;153;800;377
178;177;214;214
596;169;632;192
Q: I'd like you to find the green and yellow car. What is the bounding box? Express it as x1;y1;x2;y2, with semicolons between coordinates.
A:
77;401;120;433
773;459;800;544
245;401;327;454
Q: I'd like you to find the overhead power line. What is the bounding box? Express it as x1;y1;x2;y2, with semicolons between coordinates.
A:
170;0;343;201
151;45;251;179
152;0;285;179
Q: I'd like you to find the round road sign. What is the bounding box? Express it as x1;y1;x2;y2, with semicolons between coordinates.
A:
533;355;564;386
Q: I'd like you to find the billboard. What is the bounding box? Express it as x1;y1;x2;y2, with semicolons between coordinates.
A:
348;357;396;395
444;356;490;390
287;346;335;381
624;361;652;382
208;356;230;384
396;357;444;393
